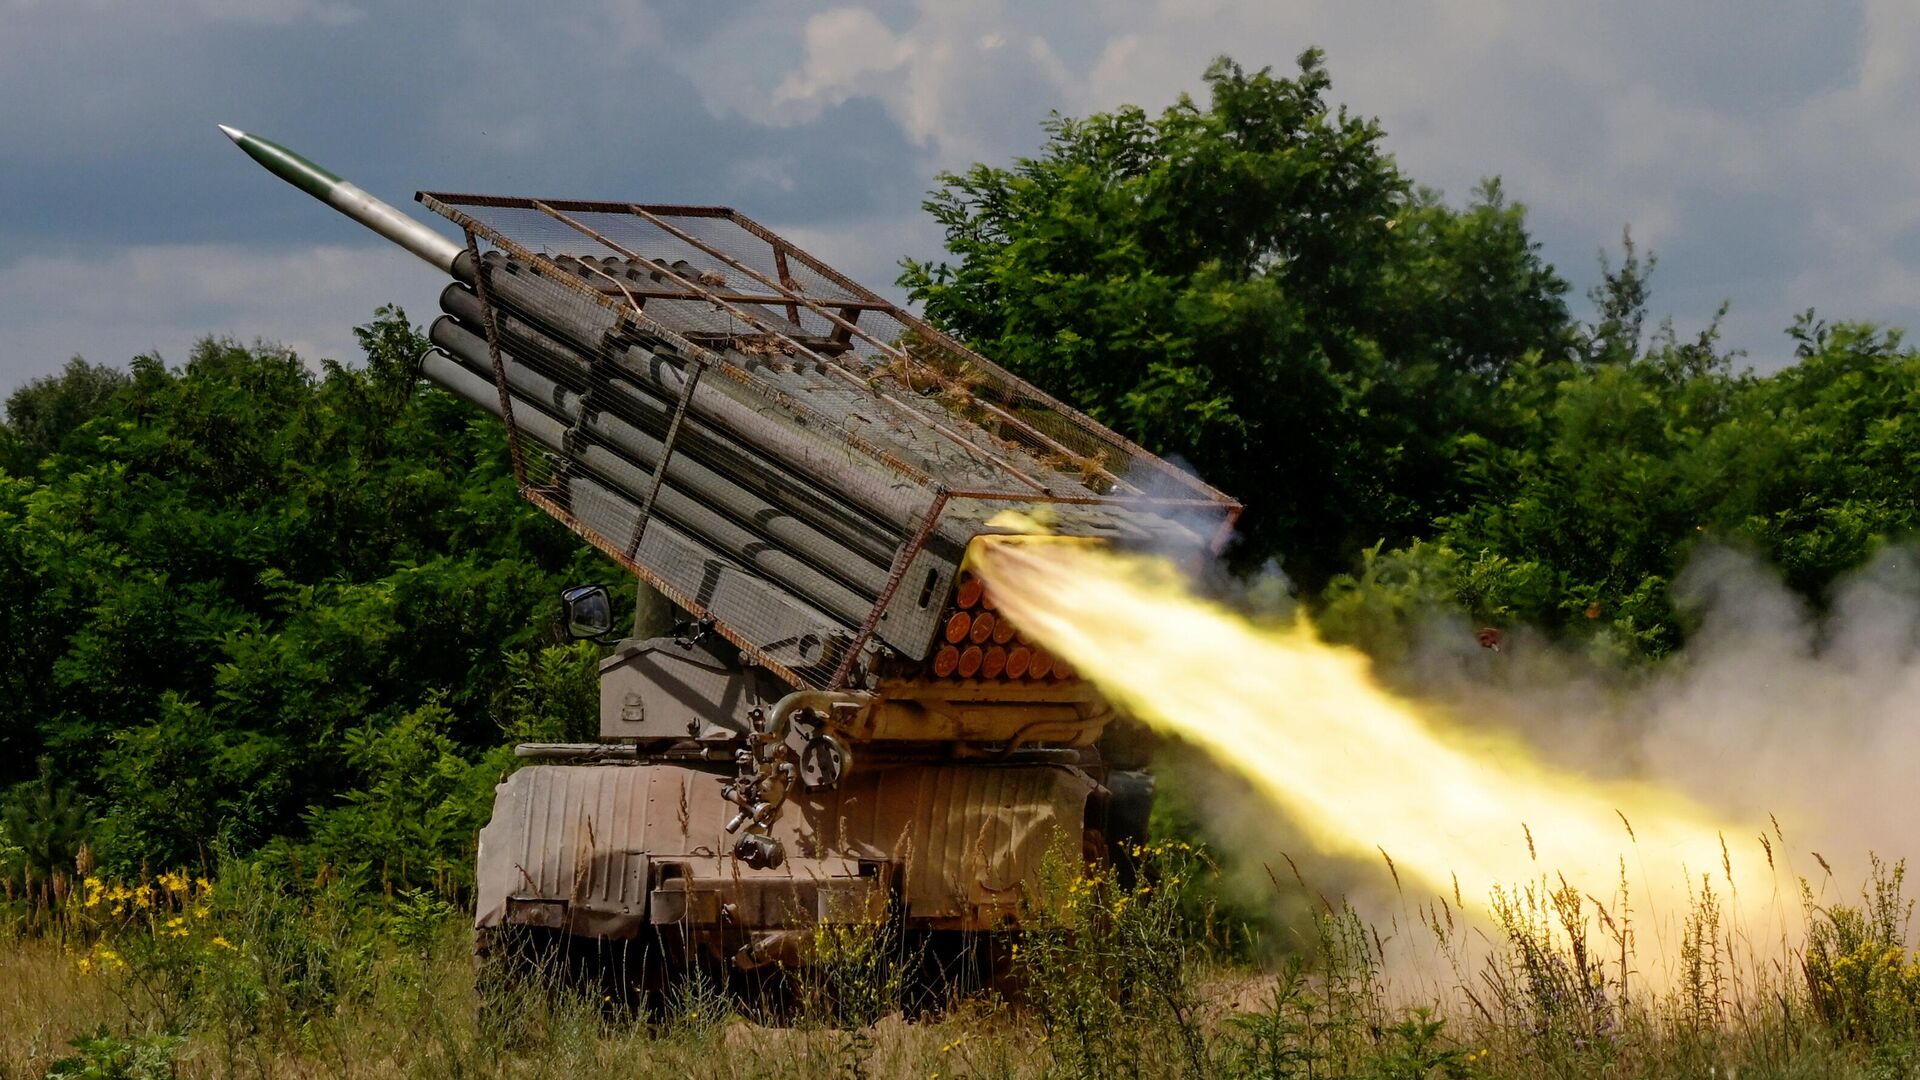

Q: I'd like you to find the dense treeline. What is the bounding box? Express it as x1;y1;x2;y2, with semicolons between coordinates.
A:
902;52;1575;588
0;317;617;889
4;50;1919;890
905;51;1920;656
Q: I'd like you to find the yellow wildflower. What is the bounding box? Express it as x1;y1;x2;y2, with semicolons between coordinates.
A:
211;935;238;951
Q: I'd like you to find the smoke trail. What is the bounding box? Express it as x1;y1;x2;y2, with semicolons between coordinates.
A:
971;537;1778;950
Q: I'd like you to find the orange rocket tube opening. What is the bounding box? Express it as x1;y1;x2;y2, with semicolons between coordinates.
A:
1005;645;1031;679
1028;649;1054;680
932;645;960;678
957;645;984;679
981;645;1007;679
955;574;984;609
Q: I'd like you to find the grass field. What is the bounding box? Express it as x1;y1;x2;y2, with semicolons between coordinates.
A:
5;849;1920;1079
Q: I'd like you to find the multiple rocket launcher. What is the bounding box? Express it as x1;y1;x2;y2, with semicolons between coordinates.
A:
220;126;1239;693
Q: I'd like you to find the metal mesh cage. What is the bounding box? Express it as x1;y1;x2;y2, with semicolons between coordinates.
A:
417;193;1240;690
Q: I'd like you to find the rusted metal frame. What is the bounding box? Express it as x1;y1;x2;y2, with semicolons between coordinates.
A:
533;199;1046;493
944;487;1239;510
420;191;734;218
423;193;940;489
696;363;940;487
435;192;1230;509
725;210;889;305
726;207;1236;508
646;207;1141;496
623;354;706;562
533;199;841;370
434;197;787;441
426;212;871;689
947;485;1247;534
828;488;952;690
542;201;1032;488
920;316;1236;504
636;205;902;356
1208;504;1245;554
830;308;857;347
573;284;892;311
521;488;812;690
571;258;647;314
629;207;1078;494
771;246;801;326
431;193;968;491
463;229;529;489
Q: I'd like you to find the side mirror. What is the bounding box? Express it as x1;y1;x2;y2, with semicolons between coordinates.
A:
561;585;614;640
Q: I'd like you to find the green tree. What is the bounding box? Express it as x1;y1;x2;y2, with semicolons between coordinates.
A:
902;51;1571;584
1425;312;1920;655
0;758;90;882
0;355;131;476
0;307;623;874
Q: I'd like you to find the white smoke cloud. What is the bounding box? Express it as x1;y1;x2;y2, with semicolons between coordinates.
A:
1156;542;1920;973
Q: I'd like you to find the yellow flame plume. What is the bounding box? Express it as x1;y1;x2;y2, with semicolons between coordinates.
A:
972;536;1774;927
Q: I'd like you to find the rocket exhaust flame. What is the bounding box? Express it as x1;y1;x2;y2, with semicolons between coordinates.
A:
972;537;1778;943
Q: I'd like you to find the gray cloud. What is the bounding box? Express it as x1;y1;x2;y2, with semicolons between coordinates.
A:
0;242;436;375
3;0;1917;394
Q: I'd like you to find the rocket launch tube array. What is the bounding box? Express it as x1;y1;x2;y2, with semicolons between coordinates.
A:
427;296;886;618
425;247;951;668
216;123;1232;682
215;124;947;676
433;282;900;572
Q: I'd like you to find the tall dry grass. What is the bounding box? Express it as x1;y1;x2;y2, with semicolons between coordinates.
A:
5;843;1920;1079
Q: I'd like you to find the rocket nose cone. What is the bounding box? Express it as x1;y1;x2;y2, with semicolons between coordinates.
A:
217;124;246;144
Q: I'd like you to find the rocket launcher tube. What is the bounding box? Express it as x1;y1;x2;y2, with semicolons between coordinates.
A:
218;125;462;274
435;283;902;571
421;348;850;646
448;250;936;540
222;125;961;665
219;125;932;550
429;317;889;622
432;312;897;589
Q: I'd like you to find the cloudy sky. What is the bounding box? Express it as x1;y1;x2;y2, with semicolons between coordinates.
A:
3;0;1916;393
